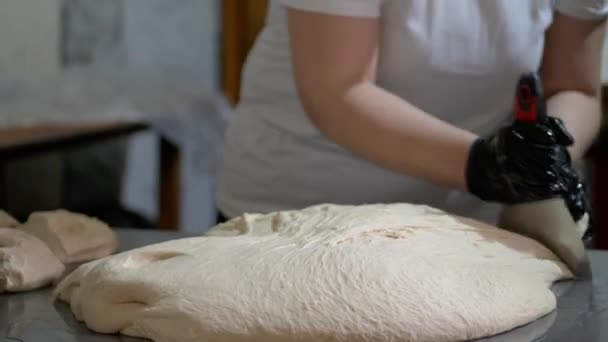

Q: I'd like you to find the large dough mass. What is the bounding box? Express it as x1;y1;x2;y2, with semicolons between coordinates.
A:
54;204;571;342
0;228;65;293
20;209;118;264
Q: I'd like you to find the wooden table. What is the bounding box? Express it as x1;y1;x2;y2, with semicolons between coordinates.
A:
0;122;181;230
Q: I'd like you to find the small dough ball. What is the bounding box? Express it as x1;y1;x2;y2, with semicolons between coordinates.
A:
0;210;19;228
0;228;65;293
20;209;119;264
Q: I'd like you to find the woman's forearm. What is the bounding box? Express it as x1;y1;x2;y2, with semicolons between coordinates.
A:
303;81;476;191
286;9;476;190
547;91;602;159
541;13;605;160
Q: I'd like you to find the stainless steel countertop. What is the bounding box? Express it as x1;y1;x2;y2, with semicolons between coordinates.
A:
1;229;607;342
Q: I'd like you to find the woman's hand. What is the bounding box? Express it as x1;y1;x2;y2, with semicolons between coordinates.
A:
467;116;575;203
538;11;605;235
467;113;591;229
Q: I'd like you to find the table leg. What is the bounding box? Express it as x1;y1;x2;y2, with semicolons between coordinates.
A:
593;156;607;249
0;162;5;206
158;137;181;230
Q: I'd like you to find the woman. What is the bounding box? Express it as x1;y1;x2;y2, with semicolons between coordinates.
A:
217;0;606;225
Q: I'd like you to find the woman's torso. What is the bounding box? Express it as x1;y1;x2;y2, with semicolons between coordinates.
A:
217;0;555;222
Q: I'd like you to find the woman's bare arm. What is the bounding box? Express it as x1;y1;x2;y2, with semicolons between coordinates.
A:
541;12;606;159
286;9;476;191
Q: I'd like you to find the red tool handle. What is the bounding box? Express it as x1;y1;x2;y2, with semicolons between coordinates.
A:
514;72;546;123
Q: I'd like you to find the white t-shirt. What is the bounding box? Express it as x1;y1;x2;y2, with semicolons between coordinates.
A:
217;0;607;222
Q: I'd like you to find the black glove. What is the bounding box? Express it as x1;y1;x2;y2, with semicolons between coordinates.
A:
469;71;592;243
506;116;592;227
466;116;575;205
560;163;593;246
560;164;590;223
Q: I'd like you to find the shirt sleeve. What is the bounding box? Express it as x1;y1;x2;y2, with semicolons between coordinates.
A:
554;0;608;19
281;0;382;18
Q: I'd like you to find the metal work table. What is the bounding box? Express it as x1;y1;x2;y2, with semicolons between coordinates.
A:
1;229;607;342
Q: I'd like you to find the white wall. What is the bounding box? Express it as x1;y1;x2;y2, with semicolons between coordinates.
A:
0;0;64;218
0;0;60;78
123;0;220;82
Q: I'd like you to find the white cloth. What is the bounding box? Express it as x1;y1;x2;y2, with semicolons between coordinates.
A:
217;0;607;222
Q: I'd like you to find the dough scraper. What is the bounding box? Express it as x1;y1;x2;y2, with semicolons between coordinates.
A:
497;73;592;279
